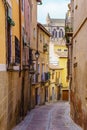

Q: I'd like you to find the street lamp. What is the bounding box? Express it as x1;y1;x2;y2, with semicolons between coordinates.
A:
37;0;42;5
35;50;40;59
29;50;40;109
35;50;40;82
29;50;40;74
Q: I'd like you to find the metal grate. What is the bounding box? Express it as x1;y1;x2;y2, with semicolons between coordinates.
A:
15;36;20;64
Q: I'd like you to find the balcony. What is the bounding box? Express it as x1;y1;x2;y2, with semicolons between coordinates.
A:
65;26;73;37
65;26;73;44
41;72;50;82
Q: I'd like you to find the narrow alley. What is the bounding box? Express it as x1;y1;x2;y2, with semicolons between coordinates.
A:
1;0;87;129
12;102;82;130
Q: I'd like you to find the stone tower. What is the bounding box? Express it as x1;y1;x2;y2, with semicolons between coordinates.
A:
46;13;51;25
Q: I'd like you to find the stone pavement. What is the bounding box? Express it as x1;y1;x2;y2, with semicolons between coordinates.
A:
12;102;82;130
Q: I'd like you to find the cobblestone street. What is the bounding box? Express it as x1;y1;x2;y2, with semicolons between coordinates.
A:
12;102;82;130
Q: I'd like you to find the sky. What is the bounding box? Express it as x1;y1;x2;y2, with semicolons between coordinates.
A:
37;0;70;24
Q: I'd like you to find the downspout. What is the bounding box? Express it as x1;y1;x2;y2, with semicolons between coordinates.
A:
36;25;39;82
19;0;24;118
19;0;22;76
4;1;8;69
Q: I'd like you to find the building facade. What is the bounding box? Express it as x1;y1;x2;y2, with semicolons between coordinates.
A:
44;14;69;101
66;0;87;129
0;0;41;130
30;22;50;108
37;23;50;104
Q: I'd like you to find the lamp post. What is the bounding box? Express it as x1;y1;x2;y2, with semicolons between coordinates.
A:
37;0;42;5
35;50;40;82
35;50;40;60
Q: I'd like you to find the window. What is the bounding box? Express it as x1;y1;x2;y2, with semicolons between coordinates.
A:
15;36;20;64
42;64;44;73
52;31;54;37
58;49;61;51
46;64;48;72
52;73;54;79
22;0;24;12
62;30;64;37
38;64;40;73
57;26;59;30
59;29;64;38
52;29;57;38
40;34;42;42
59;31;61;38
55;31;57;38
57;31;59;38
29;48;33;64
32;63;36;83
64;49;67;52
33;28;36;38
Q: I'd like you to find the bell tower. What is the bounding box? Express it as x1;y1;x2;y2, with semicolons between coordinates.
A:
46;13;51;25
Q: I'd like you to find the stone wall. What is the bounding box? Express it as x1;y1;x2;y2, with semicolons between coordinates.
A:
0;70;30;130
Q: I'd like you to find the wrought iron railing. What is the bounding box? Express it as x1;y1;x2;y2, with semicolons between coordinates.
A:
15;36;20;64
8;35;20;66
41;72;50;82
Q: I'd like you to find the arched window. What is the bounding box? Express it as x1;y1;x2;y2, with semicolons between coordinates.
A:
59;31;61;38
52;31;54;37
55;31;57;38
62;30;64;37
59;29;64;38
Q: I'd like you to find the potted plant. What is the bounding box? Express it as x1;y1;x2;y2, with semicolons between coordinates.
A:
43;43;48;51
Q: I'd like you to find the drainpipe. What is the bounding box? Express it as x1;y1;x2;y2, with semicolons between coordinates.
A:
3;1;8;68
36;25;39;81
19;0;24;119
19;0;22;75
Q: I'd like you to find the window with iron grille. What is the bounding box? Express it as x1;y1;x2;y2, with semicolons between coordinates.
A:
29;48;33;65
15;36;20;64
22;0;24;12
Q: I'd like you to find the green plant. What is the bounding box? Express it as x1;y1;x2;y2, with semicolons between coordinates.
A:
43;43;48;48
7;16;15;26
64;26;73;43
65;26;73;32
43;43;48;51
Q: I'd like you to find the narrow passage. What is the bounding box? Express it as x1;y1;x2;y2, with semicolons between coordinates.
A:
12;102;82;130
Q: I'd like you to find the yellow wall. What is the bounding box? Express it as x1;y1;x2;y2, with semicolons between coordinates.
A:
0;1;30;130
54;45;68;53
37;25;50;81
54;45;69;88
0;0;24;65
60;58;68;87
12;0;22;39
0;1;6;64
30;0;37;50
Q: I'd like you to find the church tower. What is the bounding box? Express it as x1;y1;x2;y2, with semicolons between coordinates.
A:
46;13;51;25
